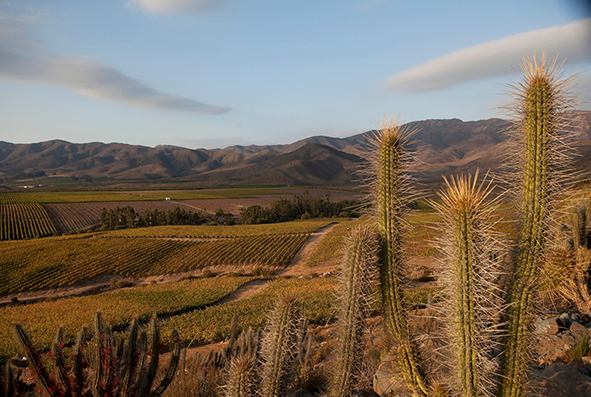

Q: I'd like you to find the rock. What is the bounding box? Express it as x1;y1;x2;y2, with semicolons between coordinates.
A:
535;318;560;335
373;352;412;397
526;362;591;396
570;321;590;335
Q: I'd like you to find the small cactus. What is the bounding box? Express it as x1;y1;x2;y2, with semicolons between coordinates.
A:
329;225;379;396
260;294;302;397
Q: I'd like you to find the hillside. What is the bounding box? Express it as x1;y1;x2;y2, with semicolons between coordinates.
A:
2;110;590;186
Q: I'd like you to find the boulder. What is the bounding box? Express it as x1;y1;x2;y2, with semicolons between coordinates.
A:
526;362;591;396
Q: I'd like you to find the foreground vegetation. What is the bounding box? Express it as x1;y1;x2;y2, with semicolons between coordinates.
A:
0;276;253;358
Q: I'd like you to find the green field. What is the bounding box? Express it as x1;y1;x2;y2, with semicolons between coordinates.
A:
0;276;253;358
0;187;301;204
160;276;338;346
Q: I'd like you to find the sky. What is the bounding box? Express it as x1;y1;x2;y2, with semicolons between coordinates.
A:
0;1;590;150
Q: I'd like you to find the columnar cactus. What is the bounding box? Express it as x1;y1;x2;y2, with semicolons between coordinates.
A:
371;115;429;396
433;172;503;397
501;53;573;397
259;294;302;397
329;225;379;396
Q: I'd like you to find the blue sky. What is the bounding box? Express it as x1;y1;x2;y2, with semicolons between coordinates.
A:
1;1;590;149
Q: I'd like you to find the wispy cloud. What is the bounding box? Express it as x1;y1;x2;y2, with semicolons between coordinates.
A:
0;14;230;114
385;18;591;92
127;0;226;15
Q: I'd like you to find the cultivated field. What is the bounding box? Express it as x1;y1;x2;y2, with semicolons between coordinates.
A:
0;194;56;240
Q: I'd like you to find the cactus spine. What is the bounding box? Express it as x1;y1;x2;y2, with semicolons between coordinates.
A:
433;173;503;397
372;115;428;396
329;225;379;396
501;54;572;397
12;312;180;397
260;294;302;397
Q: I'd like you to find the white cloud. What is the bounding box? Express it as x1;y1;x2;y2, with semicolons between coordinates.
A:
0;14;230;114
385;18;591;92
128;0;226;15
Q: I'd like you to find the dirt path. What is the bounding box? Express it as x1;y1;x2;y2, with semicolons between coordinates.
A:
276;222;339;277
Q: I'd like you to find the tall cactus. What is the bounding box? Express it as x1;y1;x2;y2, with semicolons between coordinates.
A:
260;294;302;397
371;115;429;396
501;53;574;397
329;225;379;396
12;312;181;397
432;172;503;397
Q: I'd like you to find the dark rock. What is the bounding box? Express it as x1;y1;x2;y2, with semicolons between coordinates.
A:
526;362;591;396
290;390;314;397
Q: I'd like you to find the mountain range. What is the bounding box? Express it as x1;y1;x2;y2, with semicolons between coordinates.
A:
1;110;590;187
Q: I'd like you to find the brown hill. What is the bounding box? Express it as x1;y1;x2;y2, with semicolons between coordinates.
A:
2;110;590;186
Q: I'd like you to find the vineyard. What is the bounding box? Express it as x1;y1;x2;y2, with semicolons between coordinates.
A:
0;276;253;358
0;194;56;240
161;276;337;346
102;219;332;238
0;232;310;294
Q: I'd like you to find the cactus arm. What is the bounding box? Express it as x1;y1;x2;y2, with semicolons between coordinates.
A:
130;332;148;397
373;117;429;396
12;324;64;397
433;173;502;397
72;327;88;397
51;327;73;396
118;318;139;397
150;330;181;397
501;54;572;397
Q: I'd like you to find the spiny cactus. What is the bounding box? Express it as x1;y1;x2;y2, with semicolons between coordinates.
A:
432;172;504;397
259;294;302;397
12;312;181;397
223;357;258;397
329;225;379;396
0;358;29;397
370;115;429;396
501;53;574;397
222;322;260;397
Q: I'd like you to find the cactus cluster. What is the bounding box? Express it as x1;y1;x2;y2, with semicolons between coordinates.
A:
12;312;180;397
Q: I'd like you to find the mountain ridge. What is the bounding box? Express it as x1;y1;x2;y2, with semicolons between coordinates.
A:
2;110;590;186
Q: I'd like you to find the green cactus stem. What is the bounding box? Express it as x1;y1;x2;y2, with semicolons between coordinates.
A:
371;115;429;396
501;53;573;397
433;172;503;397
329;225;379;396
